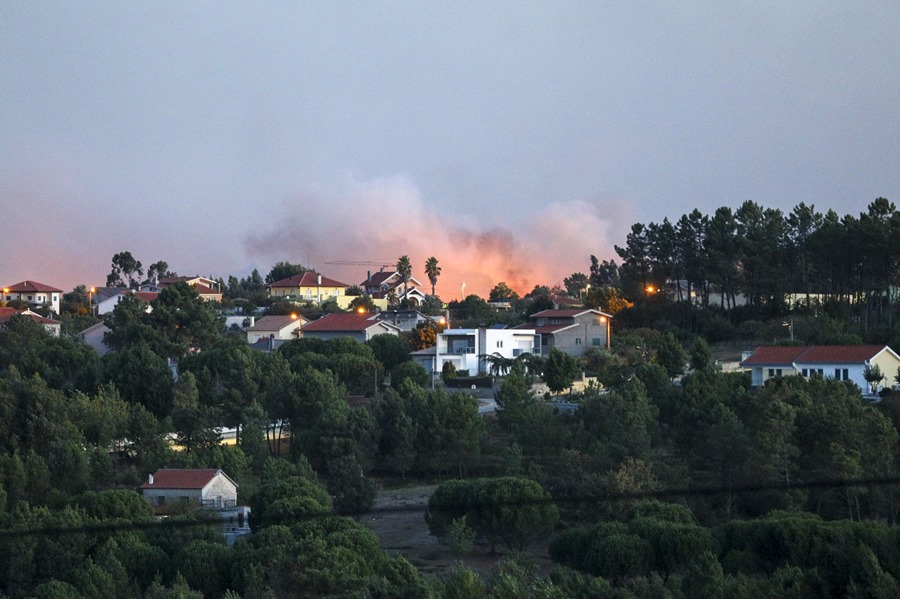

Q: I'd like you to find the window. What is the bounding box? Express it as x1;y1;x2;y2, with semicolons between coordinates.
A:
768;369;775;377
156;496;165;505
776;369;783;376
802;369;808;377
575;338;582;345
497;340;503;348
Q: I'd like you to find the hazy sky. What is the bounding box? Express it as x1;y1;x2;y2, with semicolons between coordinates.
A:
2;3;898;298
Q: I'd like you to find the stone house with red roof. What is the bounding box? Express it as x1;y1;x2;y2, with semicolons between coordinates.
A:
514;309;613;357
140;468;249;544
141;468;238;509
740;345;900;393
2;280;63;314
302;312;400;343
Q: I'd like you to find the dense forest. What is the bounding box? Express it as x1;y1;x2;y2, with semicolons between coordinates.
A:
2;200;900;598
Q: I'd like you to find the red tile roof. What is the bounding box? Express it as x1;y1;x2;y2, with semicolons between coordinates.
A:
796;345;888;364
4;280;63;293
302;312;383;332
269;272;349;288
740;346;809;366
0;308;60;326
139;469;222;490
742;345;891;366
134;292;158;302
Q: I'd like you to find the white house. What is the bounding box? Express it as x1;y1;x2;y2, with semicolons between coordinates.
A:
2;280;63;314
94;288;158;315
0;307;62;336
740;345;900;393
419;326;541;376
244;314;306;344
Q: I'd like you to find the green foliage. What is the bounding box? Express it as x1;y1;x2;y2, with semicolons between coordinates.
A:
326;453;377;515
264;261;310;284
368;333;412;372
542;348;580;394
655;332;686;379
690;337;712;370
390;361;429;390
427;477;559;552
489;282;519;302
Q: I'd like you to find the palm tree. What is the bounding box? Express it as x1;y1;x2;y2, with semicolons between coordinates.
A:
396;255;412;297
425;256;441;297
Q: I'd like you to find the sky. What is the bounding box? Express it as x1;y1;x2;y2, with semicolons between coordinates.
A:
2;2;898;299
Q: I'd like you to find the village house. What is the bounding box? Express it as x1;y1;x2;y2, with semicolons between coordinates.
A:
413;325;541;376
244;313;306;344
514;309;612;356
301;312;400;343
740;345;900;394
0;307;62;336
140;468;250;545
2;280;63;314
361;269;428;307
267;272;351;306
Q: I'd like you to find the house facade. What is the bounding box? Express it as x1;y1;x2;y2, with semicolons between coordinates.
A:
515;309;612;357
422;326;541;375
301;312;400;343
0;307;62;336
268;272;349;305
372;309;442;332
139;469;249;544
740;345;900;393
94;288;158;315
361;270;427;307
245;314;306;343
140;468;238;508
2;280;63;314
153;276;223;302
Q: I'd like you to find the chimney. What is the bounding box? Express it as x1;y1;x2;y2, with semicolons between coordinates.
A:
148;473;154;485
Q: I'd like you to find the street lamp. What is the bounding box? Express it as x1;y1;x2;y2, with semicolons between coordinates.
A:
461;282;466;299
2;287;9;307
88;287;96;316
599;315;611;349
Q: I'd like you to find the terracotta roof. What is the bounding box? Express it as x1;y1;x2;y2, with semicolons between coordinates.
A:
246;314;305;331
0;308;60;326
364;271;396;287
796;345;889;364
302;312;386;332
193;284;221;296
3;280;63;293
741;345;891;366
134;292;158;302
740;346;809;366
269;272;348;288
140;469;223;490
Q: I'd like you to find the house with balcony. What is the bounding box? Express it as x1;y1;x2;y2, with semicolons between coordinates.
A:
361;269;428;307
140;468;250;545
419;326;540;375
268;272;349;305
514;309;612;357
2;280;63;314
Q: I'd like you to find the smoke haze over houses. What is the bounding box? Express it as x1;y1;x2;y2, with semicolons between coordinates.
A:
1;4;897;295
